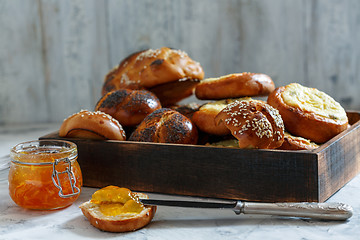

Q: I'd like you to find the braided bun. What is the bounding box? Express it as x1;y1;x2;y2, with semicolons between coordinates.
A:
129;108;198;144
102;47;204;106
95;89;161;127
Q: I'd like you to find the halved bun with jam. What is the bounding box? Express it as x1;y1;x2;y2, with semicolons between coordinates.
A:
267;83;348;143
59;110;126;141
215;99;284;149
95;89;161;127
80;186;156;233
102;47;204;106
195;72;275;100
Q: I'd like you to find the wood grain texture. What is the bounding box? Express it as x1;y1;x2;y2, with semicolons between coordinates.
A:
0;0;47;123
40;112;360;202
1;0;359;124
317;112;360;202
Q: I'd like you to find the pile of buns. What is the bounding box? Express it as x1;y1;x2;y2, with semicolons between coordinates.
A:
59;47;350;232
59;47;349;150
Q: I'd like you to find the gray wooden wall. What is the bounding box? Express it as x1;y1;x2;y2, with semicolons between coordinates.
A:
0;0;359;124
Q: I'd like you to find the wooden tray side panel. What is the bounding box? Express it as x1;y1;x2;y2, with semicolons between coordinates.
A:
39;111;360;203
41;133;319;202
318;123;360;202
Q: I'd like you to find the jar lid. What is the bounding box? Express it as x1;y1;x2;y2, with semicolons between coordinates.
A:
10;140;77;166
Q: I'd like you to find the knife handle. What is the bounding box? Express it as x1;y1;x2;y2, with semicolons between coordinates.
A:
234;202;353;221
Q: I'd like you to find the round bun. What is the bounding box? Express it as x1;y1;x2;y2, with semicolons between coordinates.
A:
95;89;161;127
192;98;251;136
215;99;284;149
129;108;198;144
278;132;319;150
195;72;275;100
267;83;348;143
59;110;126;141
102;47;204;105
80;192;156;233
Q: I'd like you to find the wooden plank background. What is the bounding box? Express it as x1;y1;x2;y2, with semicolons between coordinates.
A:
0;0;359;124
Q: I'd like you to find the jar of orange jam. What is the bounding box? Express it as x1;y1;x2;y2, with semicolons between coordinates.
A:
9;140;82;210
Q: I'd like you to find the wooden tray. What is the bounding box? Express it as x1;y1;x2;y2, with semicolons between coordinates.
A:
40;111;360;203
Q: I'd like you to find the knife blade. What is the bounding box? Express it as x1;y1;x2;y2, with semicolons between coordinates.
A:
140;198;237;209
139;198;353;221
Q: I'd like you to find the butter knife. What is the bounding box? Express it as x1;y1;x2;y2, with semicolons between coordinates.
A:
139;198;353;221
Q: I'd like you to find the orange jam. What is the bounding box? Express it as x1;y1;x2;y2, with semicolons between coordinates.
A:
9;140;82;210
91;186;145;216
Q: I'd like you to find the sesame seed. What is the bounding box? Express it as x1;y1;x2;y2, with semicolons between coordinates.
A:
135;49;161;62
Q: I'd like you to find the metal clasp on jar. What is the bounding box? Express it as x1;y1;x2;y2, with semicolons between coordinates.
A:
51;157;80;198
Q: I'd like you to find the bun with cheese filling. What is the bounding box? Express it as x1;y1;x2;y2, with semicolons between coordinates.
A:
267;83;348;143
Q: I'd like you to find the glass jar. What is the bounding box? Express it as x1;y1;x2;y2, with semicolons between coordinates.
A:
9;140;82;210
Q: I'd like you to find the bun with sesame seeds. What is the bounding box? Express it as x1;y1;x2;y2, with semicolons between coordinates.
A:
192;98;252;136
129;108;198;144
59;110;126;141
215;99;284;149
101;47;204;106
95;89;161;127
267;83;348;143
195;72;275;100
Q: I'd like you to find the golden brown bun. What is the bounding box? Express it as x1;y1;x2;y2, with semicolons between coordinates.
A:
277;132;319;150
59;110;126;141
267;83;348;143
102;47;204;105
80;192;156;233
129;108;198;144
215;100;284;149
195;72;275;100
149;78;200;106
192;98;252;136
95;89;161;127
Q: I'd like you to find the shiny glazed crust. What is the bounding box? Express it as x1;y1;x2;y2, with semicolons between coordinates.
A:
195;72;275;100
277;132;319;150
215;100;284;149
129;108;198;144
267;86;348;143
79;192;156;233
102;47;204;95
192;99;250;136
149;78;200;106
95;89;161;127
59;110;126;141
